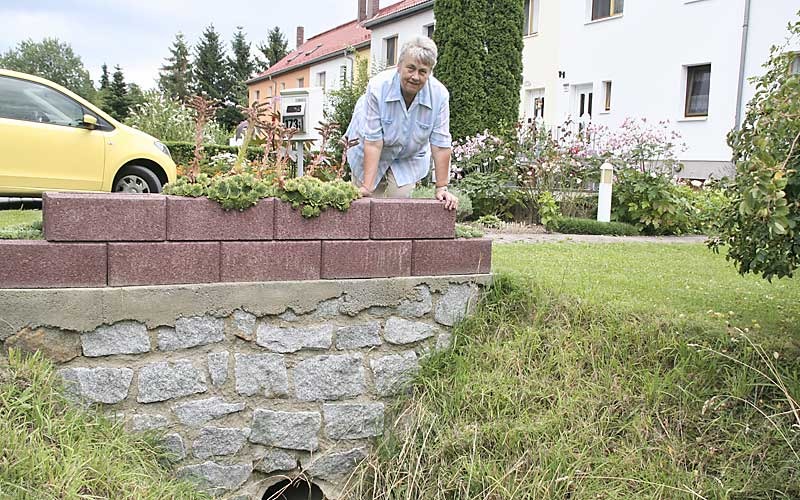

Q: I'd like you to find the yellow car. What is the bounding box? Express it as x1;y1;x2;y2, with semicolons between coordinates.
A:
0;69;176;194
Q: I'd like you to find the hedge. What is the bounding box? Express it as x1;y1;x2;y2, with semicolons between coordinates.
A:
546;217;639;236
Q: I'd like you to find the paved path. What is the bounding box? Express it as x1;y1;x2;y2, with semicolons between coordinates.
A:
487;232;708;244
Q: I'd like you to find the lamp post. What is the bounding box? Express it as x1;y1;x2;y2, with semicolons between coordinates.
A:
597;161;613;222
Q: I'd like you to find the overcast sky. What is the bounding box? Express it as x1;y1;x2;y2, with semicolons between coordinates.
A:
0;0;359;89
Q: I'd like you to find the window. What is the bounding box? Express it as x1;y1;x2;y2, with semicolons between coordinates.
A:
603;81;612;111
791;53;800;75
591;0;623;20
280;82;286;90
340;65;348;85
297;77;305;88
0;75;84;126
385;36;398;66
316;71;326;90
523;0;540;35
425;24;435;38
685;64;711;117
267;86;273;97
254;89;260;102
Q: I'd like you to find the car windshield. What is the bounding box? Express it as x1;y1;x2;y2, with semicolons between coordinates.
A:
0;76;83;126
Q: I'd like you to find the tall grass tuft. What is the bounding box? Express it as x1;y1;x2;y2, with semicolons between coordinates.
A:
341;274;800;499
0;350;209;500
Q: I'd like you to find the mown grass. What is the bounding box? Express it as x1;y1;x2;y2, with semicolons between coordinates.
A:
343;244;800;499
0;209;43;239
0;351;210;500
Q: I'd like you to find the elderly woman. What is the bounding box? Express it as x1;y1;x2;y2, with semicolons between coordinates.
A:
345;35;458;210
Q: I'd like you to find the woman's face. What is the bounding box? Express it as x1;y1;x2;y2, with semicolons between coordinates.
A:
398;57;432;98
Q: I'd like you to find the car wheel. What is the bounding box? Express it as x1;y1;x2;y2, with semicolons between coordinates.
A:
113;165;162;194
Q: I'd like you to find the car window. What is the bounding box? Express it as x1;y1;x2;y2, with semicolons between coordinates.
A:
0;75;84;127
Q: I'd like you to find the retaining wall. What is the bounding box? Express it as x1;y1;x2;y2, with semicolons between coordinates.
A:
0;193;492;499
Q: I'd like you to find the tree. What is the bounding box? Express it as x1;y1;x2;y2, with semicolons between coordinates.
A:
193;24;232;129
220;26;255;128
158;32;193;102
433;0;488;141
484;0;524;134
0;38;96;100
99;63;110;91
256;26;288;71
710;13;800;280
106;65;130;121
127;83;145;114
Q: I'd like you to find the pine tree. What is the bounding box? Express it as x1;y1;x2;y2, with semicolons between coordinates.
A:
158;32;193;101
433;0;488;141
193;25;230;129
99;63;110;90
256;26;288;71
220;26;254;128
484;0;524;133
107;65;130;121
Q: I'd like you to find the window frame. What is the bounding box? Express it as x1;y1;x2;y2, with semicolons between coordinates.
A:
297;77;305;88
603;80;612;112
590;0;623;21
425;24;435;39
385;35;398;67
790;52;800;75
684;64;711;117
523;0;540;36
316;71;326;90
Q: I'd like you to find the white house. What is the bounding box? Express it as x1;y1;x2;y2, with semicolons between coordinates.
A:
520;0;800;179
363;0;435;70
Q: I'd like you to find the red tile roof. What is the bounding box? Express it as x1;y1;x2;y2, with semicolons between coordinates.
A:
249;0;433;82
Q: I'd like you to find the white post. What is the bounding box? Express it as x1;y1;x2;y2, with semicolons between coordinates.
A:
597;161;613;222
295;140;304;177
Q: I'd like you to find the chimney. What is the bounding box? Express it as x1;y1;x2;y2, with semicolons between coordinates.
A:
296;26;305;49
367;0;379;18
358;0;367;22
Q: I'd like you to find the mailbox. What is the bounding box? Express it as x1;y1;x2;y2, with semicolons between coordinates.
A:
279;87;324;142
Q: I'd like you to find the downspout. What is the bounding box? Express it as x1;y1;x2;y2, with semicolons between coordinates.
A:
734;0;752;130
344;49;355;85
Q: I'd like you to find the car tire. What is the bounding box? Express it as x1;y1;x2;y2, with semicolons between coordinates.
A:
113;165;162;194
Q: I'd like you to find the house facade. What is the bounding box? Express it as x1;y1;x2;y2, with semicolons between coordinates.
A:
520;0;800;179
364;0;435;70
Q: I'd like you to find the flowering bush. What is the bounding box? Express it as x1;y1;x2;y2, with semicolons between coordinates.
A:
126;90;229;145
450;129;514;179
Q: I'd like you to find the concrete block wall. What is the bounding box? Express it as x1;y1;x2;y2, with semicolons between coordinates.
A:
0;193;492;288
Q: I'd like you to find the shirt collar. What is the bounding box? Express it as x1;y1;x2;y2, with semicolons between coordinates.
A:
386;71;433;109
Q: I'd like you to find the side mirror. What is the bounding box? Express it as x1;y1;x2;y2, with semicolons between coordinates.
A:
81;114;98;129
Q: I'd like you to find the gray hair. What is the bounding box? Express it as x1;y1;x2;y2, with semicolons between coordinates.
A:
398;35;438;68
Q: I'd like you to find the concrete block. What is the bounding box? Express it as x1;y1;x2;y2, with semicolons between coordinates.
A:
370;199;455;239
412;238;492;275
220;241;321;282
166;196;274;241
0;241;107;288
321;241;411;279
108;242;219;286
43;192;166;241
274;199;370;240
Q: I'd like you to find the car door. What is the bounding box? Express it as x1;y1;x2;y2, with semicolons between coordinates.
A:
0;75;105;193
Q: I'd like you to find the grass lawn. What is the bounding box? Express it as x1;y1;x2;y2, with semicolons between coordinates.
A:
0;209;41;227
346;242;800;499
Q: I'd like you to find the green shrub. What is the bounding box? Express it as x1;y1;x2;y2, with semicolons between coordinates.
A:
536;191;560;226
612;169;692;235
163;142;262;172
126;90;229;144
476;214;503;228
412;185;473;221
678;184;730;235
0;220;42;240
455;223;485;238
455;171;524;220
547;216;639;236
279;177;359;218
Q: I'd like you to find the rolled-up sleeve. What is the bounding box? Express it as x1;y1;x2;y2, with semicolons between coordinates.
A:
363;85;384;142
429;90;452;148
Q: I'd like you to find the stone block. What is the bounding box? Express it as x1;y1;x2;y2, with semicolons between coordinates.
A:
108;242;219;286
370;199;455;239
157;315;225;351
43;192;166;241
321;241;411;279
166;196;274;241
323;403;385;440
172;397;246;427
383;317;437;345
274;198;370;240
254;449;298;473
293;354;366;401
306;447;368;481
0;241;107;288
435;283;480;326
335;322;382;350
5;326;80;363
207;352;229;386
137;360;207;403
230;310;256;340
255;324;333;353
131;413;169;432
59;367;133;404
163;433;186;462
370;351;419;397
177;461;252;496
234;353;288;397
220;241;321;282
412;238;492;275
81;321;150;357
250;409;321;451
397;285;432;318
192;426;250;459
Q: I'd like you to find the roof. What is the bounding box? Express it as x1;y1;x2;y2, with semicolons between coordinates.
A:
248;20;370;82
247;0;434;84
364;0;433;28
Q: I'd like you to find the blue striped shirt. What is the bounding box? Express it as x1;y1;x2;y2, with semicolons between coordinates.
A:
345;69;451;190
